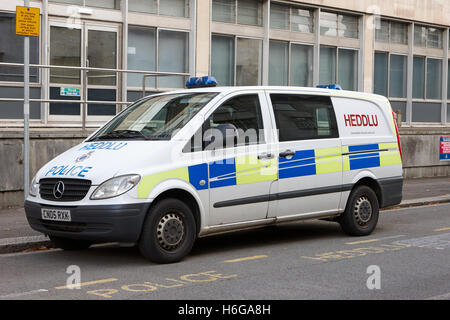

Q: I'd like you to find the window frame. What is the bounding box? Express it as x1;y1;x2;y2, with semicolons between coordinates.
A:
269;2;314;34
183;91;269;153
319;45;359;91
211;0;263;27
268;92;339;142
319;10;360;39
0;11;41;85
210;34;263;86
269;40;314;87
126;25;190;91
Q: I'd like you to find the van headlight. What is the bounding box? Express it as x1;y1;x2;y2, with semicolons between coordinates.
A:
90;175;141;200
29;177;39;197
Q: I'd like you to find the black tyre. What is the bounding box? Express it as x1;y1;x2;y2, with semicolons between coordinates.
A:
339;185;379;236
138;198;196;264
49;236;92;251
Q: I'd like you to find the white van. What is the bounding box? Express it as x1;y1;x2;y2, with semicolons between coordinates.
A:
25;81;403;263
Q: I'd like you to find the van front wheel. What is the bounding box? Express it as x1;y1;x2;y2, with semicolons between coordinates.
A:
139;198;196;264
339;185;379;236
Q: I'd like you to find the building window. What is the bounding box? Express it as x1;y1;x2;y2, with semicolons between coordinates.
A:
269;41;313;87
374;52;388;96
0;13;39;82
211;35;262;86
212;0;263;26
374;52;407;99
414;25;442;48
426;58;442;100
270;3;314;33
375;19;408;44
319;46;358;91
127;27;188;89
211;35;234;86
389;54;407;98
320;11;359;39
236;38;262;85
128;26;156;88
129;0;190;18
51;0;120;9
413;56;442;100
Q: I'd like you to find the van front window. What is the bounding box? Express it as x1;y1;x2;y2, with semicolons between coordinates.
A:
89;92;218;141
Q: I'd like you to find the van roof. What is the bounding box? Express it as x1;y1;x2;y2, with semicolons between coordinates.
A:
150;86;389;103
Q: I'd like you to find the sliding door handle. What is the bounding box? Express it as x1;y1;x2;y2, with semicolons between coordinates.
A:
279;150;296;158
257;153;275;160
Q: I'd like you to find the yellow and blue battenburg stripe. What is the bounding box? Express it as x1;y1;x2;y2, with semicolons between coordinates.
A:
137;143;401;198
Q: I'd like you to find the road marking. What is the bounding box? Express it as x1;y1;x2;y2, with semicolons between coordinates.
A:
346;235;405;245
426;292;450;300
393;233;450;250
55;277;118;290
301;243;411;262
0;289;48;299
434;227;450;232
223;255;268;263
346;239;380;245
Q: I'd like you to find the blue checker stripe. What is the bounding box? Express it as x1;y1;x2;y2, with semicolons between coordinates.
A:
279;149;316;179
209;157;236;188
349;153;380;170
188;163;209;190
348;144;379;152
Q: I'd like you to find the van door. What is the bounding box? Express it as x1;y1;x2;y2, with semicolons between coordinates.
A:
202;92;277;226
266;93;342;219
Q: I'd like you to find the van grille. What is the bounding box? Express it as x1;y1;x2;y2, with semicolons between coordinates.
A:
39;178;92;202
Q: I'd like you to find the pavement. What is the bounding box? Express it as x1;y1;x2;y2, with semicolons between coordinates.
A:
1;202;450;300
0;176;448;254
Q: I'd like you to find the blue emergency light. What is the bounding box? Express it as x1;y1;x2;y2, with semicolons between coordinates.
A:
186;76;217;88
316;84;342;90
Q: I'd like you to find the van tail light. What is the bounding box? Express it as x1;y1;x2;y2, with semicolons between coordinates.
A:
392;110;402;160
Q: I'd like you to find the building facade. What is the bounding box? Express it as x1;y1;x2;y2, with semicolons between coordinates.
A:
0;0;449;207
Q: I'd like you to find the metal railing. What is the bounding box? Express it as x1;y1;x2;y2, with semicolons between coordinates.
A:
0;62;191;129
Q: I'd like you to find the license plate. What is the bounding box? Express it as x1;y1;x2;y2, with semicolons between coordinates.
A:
41;208;71;222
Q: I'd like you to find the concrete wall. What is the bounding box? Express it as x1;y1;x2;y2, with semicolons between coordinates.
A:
0;128;448;208
0;131;90;208
399;127;450;178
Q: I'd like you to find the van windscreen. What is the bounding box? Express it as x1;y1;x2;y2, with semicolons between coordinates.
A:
88;92;217;141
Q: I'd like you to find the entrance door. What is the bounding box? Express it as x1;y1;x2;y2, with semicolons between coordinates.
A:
48;19;119;124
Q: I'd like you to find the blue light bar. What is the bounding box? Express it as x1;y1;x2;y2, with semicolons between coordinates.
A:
316;84;342;90
186;76;217;88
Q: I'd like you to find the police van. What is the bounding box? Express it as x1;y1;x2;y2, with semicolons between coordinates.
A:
25;78;403;263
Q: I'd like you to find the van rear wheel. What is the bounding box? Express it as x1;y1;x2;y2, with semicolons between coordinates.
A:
139;198;196;264
339;185;379;236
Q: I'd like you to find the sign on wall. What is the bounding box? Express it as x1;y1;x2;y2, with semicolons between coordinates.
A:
60;87;81;97
440;136;450;161
16;6;40;37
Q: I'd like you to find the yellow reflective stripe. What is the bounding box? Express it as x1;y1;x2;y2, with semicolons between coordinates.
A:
235;155;278;185
314;147;342;174
342;146;350;171
379;142;398;150
379;151;402;166
137;167;189;198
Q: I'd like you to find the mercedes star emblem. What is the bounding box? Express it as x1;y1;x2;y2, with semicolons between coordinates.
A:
53;181;65;199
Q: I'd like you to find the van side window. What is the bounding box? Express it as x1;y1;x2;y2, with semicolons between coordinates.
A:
205;94;265;150
183;94;265;152
270;94;338;141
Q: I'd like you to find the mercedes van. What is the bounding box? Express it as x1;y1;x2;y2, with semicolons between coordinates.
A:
25;81;403;263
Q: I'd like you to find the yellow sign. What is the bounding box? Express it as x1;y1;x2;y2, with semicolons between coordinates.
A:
16;6;40;37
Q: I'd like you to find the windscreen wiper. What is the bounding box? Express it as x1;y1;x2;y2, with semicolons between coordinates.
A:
92;129;149;141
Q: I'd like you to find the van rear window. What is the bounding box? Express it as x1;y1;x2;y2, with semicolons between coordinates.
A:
270;94;339;142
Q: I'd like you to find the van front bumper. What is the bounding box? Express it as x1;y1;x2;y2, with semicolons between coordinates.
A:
24;200;151;243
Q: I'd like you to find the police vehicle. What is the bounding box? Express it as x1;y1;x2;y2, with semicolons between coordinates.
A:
25;77;403;263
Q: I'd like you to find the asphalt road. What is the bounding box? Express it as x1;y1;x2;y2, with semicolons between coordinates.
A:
0;203;449;300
